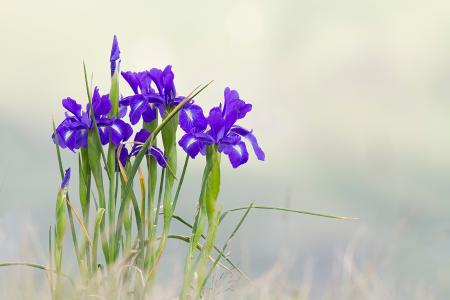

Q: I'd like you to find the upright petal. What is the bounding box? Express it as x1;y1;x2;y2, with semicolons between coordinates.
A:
62;97;82;119
162;65;176;99
148;68;163;95
121;71;140;94
207;107;226;141
230;126;265;161
221;141;249;168
222;87;252;128
179;104;207;133
91;87;112;116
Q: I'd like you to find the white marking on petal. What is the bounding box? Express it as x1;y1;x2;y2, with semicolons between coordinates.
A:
111;124;121;134
64;130;73;141
186;109;193;121
186;138;196;148
233;144;242;156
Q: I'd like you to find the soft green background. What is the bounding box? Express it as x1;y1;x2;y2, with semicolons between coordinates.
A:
1;0;450;298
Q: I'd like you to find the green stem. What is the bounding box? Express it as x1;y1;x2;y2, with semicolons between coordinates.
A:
107;143;117;262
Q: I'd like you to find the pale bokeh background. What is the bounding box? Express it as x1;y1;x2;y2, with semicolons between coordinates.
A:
1;0;450;298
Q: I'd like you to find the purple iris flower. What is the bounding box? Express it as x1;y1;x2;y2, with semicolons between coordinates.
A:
121;65;198;126
60;168;71;188
178;87;265;168
53;87;133;152
117;129;168;168
110;35;120;76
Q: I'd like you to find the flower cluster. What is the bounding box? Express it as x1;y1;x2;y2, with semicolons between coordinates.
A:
178;87;265;168
53;36;265;169
52;87;132;151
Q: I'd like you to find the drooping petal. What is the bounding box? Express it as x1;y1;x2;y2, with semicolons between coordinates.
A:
63;127;80;151
110;35;121;76
77;128;89;148
149;146;168;168
221;141;249;168
142;105;157;123
62;97;82;119
117;145;129;169
53;124;68;149
128;95;148;125
179;104;207;133
230;126;265;161
96;116;113;127
218;133;241;150
61;168;71;188
109;119;133;145
130;128;150;156
178;133;205;158
118;101;128;118
134;128;151;143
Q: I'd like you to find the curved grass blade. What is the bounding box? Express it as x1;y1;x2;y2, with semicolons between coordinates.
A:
0;262;75;287
222;205;358;222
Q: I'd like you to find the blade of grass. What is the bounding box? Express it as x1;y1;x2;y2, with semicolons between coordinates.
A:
0;263;75;287
66;199;92;245
222;205;358;222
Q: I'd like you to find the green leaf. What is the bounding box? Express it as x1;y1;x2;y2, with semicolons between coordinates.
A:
91;208;105;272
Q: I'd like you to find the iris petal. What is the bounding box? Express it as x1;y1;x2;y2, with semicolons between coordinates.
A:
221;141;249;168
230;125;265;161
179;133;204;158
62;97;82;119
179;104;207;133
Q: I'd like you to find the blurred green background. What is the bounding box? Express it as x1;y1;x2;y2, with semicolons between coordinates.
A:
1;0;450;298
